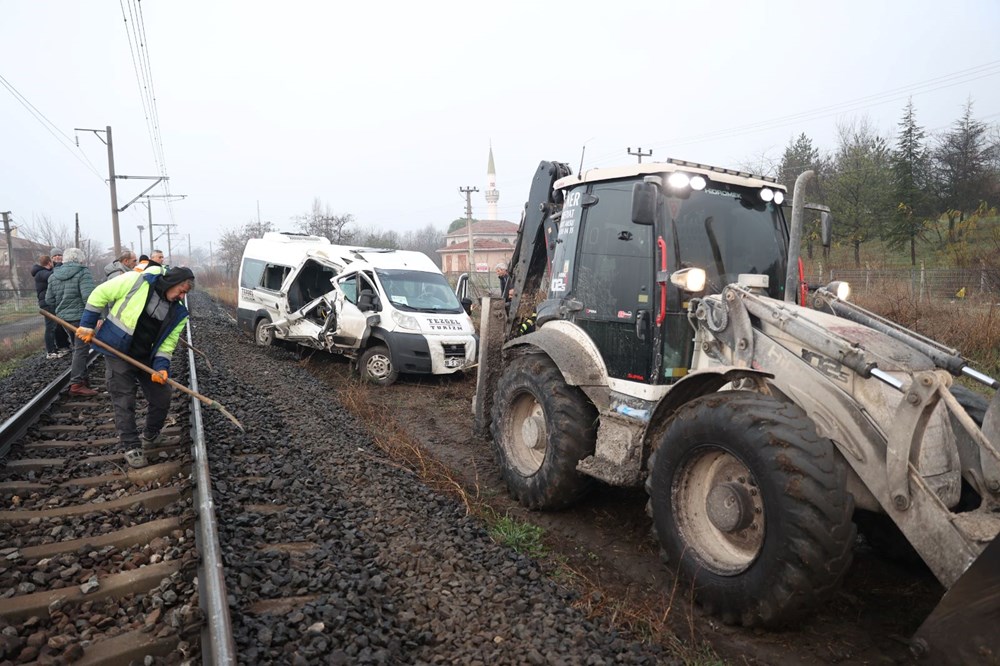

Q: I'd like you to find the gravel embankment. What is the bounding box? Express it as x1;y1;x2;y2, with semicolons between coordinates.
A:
189;291;673;665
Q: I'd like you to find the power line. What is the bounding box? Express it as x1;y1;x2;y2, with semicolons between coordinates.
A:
0;73;106;182
586;60;1000;167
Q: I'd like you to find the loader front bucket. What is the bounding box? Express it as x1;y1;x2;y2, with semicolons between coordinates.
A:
912;536;1000;663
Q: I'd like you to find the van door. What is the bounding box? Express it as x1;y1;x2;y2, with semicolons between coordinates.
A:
330;272;378;349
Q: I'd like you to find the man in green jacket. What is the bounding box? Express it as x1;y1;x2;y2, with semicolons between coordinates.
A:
77;267;194;468
46;248;97;396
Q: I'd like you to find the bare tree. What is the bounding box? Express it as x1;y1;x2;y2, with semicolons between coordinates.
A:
295;198;355;243
17;214;74;250
217;220;275;277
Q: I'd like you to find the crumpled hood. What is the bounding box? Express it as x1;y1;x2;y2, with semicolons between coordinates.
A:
30;263;45;277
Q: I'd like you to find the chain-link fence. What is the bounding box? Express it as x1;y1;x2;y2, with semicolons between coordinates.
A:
0;288;45;361
809;266;999;303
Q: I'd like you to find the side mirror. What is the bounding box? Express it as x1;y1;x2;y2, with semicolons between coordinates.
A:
631;181;658;226
821;211;833;248
461;297;473;315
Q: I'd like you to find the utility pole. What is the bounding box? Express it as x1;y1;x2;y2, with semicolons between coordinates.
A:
2;210;21;295
137;226;145;256
627;146;652;163
459;186;478;273
209;241;214;271
107;126;121;256
153;223;179;264
75;213;80;248
75;126;123;255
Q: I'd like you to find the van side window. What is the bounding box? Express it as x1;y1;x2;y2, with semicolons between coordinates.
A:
262;264;291;291
240;259;266;289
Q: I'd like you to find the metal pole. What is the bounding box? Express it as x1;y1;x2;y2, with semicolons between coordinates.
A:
148;201;154;253
74;213;80;248
106;126;122;256
137;225;145;255
166;225;173;264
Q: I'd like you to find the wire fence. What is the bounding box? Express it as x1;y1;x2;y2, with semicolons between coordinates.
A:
0;289;45;361
810;266;999;303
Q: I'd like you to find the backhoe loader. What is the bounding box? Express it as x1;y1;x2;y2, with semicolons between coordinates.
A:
474;158;1000;662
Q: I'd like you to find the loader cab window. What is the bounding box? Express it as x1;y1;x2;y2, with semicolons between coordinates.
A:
575;181;654;321
667;186;786;299
571;179;656;383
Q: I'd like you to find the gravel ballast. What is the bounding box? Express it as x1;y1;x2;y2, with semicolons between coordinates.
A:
190;292;673;664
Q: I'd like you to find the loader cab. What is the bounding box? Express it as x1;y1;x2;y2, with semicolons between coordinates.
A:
542;161;788;386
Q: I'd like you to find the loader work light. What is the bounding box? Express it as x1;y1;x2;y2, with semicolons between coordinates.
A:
759;187;775;203
670;267;707;293
826;280;851;301
667;172;691;189
690;175;707;190
773;190;784;205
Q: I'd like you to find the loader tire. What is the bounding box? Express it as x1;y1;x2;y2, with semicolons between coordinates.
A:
950;384;988;424
647;391;855;628
491;353;597;510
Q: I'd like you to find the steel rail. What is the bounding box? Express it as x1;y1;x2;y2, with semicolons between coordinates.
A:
0;366;72;458
185;318;237;665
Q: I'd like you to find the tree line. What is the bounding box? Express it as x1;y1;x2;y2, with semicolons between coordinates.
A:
770;98;998;267
215;198;446;276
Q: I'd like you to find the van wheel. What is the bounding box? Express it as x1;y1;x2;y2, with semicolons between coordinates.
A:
255;317;274;346
647;391;855;627
359;345;398;386
490;354;597;510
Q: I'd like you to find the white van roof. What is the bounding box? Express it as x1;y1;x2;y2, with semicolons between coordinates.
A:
244;232;440;273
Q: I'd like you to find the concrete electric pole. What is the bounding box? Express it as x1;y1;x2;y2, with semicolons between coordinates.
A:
459;186;479;273
627;147;652;163
1;210;20;293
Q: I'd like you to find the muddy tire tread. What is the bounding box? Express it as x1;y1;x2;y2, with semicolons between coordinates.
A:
645;390;855;628
490;353;597;510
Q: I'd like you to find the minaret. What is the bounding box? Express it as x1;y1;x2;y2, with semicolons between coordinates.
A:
485;144;499;221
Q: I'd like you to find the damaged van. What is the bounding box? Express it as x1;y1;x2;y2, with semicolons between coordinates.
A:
237;232;477;385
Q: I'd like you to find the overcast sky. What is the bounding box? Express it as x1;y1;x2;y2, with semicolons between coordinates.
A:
2;0;999;259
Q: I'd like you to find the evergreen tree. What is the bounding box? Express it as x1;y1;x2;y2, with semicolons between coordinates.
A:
933;98;994;240
827;117;894;267
887;98;932;265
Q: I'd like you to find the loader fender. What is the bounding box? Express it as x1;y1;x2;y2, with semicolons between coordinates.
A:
643;367;774;454
504;320;610;391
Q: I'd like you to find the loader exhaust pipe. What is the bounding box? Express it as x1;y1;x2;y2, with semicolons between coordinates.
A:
784;170;814;303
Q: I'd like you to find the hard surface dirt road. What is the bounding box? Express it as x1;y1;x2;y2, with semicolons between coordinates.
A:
300;353;943;665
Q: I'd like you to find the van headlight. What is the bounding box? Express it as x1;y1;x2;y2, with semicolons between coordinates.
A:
392;310;421;331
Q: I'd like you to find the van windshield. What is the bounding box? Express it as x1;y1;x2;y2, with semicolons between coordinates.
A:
376;269;463;313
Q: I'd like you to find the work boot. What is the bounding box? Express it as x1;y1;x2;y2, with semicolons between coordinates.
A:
69;383;98;397
124;449;149;469
140;432;164;450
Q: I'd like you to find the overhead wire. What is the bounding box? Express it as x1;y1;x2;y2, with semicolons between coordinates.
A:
0;73;107;183
584;60;1000;168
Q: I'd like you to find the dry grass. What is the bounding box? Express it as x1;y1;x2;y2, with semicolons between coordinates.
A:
853;280;1000;377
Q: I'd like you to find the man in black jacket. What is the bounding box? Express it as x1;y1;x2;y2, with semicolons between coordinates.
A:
31;254;70;359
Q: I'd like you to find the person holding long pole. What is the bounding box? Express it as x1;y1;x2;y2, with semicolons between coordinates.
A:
75;266;195;468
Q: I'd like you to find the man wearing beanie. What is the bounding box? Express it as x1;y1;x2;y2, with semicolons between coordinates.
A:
77;266;195;468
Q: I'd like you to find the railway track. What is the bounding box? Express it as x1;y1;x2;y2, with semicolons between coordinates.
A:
0;321;234;665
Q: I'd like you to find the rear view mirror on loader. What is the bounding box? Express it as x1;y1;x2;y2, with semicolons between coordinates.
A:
631;181;658;226
821;211;833;247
